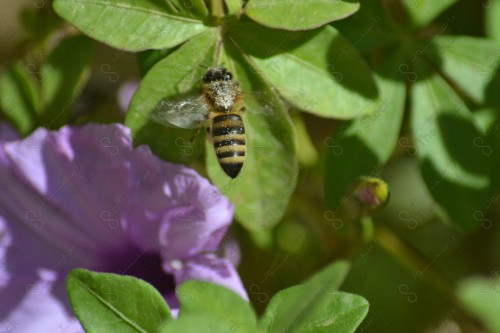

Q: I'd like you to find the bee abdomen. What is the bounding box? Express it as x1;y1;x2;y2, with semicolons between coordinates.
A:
212;114;245;178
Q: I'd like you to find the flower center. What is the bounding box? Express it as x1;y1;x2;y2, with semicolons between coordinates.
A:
102;250;175;295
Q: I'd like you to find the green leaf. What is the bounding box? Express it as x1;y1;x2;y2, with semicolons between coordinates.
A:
40;35;93;129
228;21;379;119
167;0;209;18
457;275;500;333
325;50;405;210
489;133;500;205
161;313;247;333
136;49;173;77
473;108;497;135
20;5;63;43
0;62;39;135
332;0;398;52
473;108;500;197
66;269;172;333
161;281;257;333
410;59;491;229
485;0;500;42
292;114;319;167
126;30;218;163
205;38;297;231
53;0;209;51
225;0;242;15
400;0;457;28
245;0;359;31
473;108;498;135
422;36;500;107
259;261;369;333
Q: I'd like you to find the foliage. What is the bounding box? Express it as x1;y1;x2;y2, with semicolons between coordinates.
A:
1;0;500;332
66;262;367;333
66;269;173;333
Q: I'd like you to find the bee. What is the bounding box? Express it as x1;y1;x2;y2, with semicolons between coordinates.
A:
151;67;246;178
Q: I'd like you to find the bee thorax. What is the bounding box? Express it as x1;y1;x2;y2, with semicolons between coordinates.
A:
210;81;237;110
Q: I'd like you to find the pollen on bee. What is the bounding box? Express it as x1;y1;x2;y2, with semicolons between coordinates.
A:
210;81;237;110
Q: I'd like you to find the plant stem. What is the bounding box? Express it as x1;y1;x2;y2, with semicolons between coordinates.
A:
360;216;374;242
210;0;225;18
374;225;485;332
214;38;223;67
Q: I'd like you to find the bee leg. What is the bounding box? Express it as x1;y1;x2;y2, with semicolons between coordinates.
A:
189;127;202;143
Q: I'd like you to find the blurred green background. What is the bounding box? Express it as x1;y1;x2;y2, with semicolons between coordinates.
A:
1;1;500;332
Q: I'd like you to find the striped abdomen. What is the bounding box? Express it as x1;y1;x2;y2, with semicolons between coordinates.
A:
212;114;245;178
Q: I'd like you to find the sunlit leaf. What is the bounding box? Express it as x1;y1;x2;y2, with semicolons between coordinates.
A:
53;0;209;51
161;314;246;333
161;281;257;333
259;261;369;333
229;21;379;119
126;30;218;163
423;36;500;107
245;0;359;31
66;269;172;333
411;59;491;229
325;50;405;211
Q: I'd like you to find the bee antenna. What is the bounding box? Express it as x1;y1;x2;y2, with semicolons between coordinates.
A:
199;64;209;69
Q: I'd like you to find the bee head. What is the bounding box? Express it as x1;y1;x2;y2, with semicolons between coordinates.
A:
202;67;233;83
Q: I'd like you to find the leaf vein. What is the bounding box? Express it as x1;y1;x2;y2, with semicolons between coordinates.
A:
64;0;202;23
74;277;150;333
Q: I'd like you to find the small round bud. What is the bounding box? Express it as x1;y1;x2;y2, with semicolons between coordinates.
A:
344;177;390;219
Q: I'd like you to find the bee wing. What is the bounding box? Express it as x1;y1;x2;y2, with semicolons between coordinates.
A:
150;95;209;129
242;91;287;122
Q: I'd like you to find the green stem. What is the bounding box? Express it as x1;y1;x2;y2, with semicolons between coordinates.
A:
214;38;223;67
360;216;374;242
210;0;225;18
374;225;484;332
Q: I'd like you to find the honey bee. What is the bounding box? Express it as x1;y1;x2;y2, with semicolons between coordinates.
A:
151;67;246;178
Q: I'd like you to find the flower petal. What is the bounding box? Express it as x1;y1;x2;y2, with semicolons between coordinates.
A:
123;145;234;260
0;124;139;316
0;269;82;333
169;254;248;301
117;80;139;113
0;123;245;329
0;217;11;288
0;123;20;143
0;214;88;318
0;124;135;257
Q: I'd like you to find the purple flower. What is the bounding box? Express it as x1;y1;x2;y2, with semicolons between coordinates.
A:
0;123;247;332
117;80;139;113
